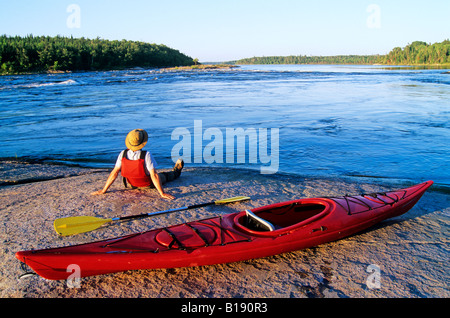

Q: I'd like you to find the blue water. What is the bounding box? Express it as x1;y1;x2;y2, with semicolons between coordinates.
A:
0;65;449;186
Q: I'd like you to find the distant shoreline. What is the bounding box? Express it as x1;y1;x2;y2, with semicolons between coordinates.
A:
162;64;239;71
4;63;450;77
0;35;195;76
3;36;449;75
233;40;450;68
235;63;450;70
233;61;450;69
0;64;240;76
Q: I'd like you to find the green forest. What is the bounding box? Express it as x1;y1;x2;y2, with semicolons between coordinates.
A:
380;40;450;65
235;55;380;65
2;36;449;74
235;40;450;66
0;35;195;74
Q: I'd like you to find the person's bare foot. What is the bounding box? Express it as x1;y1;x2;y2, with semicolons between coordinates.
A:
173;159;184;176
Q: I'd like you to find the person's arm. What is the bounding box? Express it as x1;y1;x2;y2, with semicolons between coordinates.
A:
150;168;175;200
91;166;121;195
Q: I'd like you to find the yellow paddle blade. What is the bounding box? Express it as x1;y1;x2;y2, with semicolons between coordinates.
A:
53;216;113;236
215;196;251;205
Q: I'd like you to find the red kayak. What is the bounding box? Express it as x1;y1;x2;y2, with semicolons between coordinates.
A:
16;181;433;280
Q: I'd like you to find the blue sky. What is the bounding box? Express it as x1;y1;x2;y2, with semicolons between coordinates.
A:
1;0;449;62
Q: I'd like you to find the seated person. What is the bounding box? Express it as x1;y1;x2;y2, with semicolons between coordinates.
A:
91;129;183;200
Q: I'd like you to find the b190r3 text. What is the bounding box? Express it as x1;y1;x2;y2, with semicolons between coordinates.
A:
180;302;268;315
225;302;268;313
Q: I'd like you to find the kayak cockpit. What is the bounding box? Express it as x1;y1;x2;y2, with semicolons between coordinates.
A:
244;210;279;232
233;199;331;236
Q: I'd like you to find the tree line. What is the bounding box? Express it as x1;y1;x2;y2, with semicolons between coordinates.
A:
380;40;450;65
235;55;381;65
235;40;450;66
0;35;195;74
2;36;449;74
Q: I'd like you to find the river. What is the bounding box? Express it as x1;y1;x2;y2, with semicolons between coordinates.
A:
0;64;449;187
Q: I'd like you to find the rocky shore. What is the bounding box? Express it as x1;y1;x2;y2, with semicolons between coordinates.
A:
1;162;448;298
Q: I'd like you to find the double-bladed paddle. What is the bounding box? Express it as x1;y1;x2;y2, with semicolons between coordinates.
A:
54;196;250;236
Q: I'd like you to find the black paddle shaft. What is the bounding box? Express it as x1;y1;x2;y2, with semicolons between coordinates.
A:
115;201;217;222
187;201;216;209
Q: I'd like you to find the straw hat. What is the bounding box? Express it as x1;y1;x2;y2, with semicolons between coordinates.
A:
125;129;148;151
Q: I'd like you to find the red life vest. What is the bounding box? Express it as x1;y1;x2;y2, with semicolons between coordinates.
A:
121;150;153;188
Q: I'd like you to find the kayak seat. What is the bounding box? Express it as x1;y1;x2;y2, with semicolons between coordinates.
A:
244;210;279;232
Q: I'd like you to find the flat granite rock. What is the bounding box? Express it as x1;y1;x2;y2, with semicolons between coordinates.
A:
0;164;448;298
